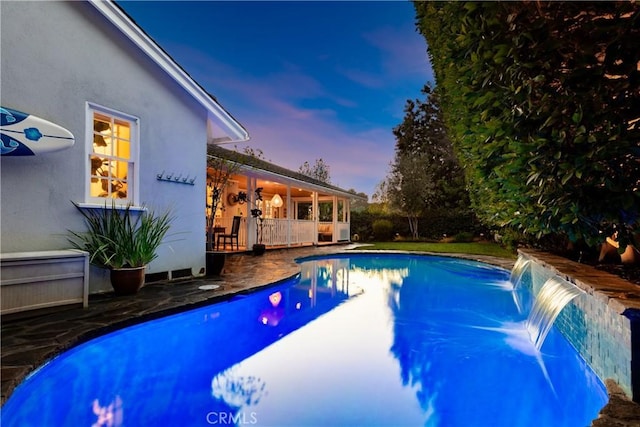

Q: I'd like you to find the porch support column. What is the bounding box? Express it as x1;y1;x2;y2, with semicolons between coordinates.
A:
312;191;319;245
346;197;351;241
286;185;291;247
247;177;257;247
332;195;338;243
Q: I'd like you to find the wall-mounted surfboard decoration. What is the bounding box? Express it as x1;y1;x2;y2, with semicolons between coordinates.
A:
0;107;75;156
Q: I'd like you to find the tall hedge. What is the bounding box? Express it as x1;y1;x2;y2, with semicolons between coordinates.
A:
414;2;639;247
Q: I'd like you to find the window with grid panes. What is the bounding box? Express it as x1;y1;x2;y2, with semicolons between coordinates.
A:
88;105;137;203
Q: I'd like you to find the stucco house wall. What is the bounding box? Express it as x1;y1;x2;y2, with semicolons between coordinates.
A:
1;2;212;292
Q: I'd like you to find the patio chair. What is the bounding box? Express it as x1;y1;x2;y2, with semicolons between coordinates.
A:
217;216;241;250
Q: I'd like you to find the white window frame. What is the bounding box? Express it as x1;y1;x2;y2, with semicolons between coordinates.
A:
83;102;140;208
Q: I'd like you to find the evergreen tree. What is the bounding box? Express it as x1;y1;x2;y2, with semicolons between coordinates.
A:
383;84;470;239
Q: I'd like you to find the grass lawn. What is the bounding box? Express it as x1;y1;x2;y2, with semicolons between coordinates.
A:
350;241;516;259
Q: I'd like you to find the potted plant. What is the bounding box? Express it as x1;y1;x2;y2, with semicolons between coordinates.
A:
205;151;244;276
67;201;173;295
237;188;266;256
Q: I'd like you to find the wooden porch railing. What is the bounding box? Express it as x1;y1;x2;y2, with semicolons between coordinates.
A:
209;218;350;249
336;222;350;241
261;219;316;245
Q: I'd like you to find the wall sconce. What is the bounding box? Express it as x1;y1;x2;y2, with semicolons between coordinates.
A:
271;193;283;208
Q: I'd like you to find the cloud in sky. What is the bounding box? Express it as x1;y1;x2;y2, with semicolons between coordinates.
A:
120;1;434;198
364;24;434;79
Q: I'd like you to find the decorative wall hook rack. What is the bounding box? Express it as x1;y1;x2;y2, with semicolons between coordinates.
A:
156;171;196;186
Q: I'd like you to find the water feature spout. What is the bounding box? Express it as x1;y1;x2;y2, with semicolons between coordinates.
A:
510;257;532;314
510;257;531;290
526;276;584;350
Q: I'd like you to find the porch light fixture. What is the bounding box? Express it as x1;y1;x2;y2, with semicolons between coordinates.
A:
271;193;283;208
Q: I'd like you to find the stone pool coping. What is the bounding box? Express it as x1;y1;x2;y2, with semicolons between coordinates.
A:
519;249;640;312
1;245;639;425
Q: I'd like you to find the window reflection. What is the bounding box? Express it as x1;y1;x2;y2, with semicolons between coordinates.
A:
91;395;123;427
212;367;266;407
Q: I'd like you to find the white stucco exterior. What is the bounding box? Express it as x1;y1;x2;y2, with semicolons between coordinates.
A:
0;1;247;293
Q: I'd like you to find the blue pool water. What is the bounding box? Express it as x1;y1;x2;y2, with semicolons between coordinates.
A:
2;254;607;426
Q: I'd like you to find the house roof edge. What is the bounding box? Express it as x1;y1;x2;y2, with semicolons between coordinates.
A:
88;0;249;143
206;145;367;201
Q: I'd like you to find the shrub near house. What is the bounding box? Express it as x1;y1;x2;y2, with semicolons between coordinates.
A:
352;209;485;242
372;219;394;241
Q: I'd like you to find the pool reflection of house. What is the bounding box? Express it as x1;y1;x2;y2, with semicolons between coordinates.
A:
207;258;361;413
206;145;365;252
258;257;357;327
193;258;359;396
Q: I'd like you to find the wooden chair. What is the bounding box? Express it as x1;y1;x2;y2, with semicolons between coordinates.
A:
217;216;241;250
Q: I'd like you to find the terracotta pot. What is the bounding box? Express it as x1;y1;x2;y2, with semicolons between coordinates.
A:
598;241;619;263
620;245;639;265
110;266;146;295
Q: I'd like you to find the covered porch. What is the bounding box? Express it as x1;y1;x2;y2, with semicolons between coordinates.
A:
206;147;361;253
207;175;353;252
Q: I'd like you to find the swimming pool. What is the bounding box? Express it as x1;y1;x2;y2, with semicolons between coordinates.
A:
1;254;607;426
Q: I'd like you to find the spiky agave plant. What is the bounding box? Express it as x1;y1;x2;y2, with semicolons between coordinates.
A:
68;201;173;269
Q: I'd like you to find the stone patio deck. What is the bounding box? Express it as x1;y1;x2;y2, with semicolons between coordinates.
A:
2;245;639;425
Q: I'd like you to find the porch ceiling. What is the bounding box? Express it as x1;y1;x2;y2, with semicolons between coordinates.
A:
235;175;314;198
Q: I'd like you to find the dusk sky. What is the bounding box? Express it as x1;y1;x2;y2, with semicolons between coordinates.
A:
118;1;434;198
